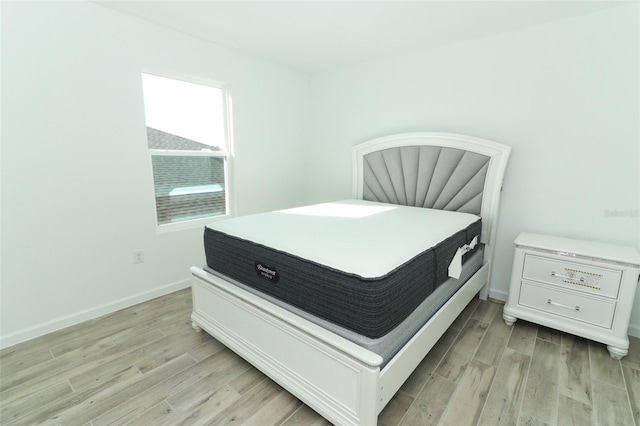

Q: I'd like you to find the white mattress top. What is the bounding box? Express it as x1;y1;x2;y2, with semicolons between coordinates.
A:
207;200;480;278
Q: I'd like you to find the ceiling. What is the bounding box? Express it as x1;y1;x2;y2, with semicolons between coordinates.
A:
97;1;629;73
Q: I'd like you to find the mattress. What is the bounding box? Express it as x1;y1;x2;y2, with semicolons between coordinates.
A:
204;247;483;367
204;200;481;338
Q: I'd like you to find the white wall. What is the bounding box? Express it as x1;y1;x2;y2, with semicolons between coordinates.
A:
2;2;638;349
307;6;640;331
0;2;310;347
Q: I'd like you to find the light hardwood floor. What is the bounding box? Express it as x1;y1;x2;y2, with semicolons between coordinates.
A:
1;288;639;425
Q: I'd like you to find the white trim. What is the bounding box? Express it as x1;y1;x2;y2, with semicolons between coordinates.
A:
140;70;236;233
141;69;227;92
156;213;231;234
488;287;510;302
223;90;236;220
149;149;229;157
0;278;190;350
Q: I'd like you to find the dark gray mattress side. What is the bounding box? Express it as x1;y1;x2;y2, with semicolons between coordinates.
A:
203;248;484;368
204;218;481;338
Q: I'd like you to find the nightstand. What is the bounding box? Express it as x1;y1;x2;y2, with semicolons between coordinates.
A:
503;232;640;359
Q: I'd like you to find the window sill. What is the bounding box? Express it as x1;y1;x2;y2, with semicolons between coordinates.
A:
156;214;232;234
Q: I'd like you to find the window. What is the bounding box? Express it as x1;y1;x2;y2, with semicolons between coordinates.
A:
141;73;232;229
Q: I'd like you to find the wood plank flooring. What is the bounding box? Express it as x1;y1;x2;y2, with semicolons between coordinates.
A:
1;288;638;425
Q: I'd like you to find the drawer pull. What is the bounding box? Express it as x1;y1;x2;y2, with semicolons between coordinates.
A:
550;271;585;282
546;298;581;311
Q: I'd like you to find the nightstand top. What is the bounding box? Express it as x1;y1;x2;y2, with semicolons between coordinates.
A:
515;232;640;266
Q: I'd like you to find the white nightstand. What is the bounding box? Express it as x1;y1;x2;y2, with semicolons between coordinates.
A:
503;232;640;359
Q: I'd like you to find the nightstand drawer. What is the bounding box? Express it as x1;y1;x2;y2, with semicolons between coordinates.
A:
523;255;622;298
519;281;615;328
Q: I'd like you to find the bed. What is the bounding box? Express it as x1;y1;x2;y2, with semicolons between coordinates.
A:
190;132;511;425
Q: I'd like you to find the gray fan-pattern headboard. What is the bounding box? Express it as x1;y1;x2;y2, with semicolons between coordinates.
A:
362;146;489;215
352;132;510;249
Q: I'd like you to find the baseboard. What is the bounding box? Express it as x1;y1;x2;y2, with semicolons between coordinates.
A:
0;278;191;350
5;279;636;349
488;287;509;303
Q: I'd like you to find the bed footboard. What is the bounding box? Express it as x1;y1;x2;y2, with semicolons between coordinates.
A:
190;267;383;426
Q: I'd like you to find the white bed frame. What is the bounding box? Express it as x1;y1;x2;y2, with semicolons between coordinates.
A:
191;132;510;425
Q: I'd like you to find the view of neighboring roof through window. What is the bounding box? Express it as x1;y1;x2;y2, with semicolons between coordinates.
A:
141;73;230;228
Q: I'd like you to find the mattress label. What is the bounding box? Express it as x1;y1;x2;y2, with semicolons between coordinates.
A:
255;262;279;283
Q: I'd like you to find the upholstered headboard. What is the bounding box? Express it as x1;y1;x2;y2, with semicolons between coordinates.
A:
361;145;489;215
352;132;510;248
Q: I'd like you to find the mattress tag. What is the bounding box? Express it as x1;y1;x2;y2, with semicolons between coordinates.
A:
448;249;463;279
467;236;478;251
448;235;479;279
255;262;279;283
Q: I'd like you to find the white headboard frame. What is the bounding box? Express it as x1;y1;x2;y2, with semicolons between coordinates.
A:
352;132;511;254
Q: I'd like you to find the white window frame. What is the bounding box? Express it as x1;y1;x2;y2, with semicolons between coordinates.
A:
142;72;235;234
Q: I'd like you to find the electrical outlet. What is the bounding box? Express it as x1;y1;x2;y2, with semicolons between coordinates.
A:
133;249;144;264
